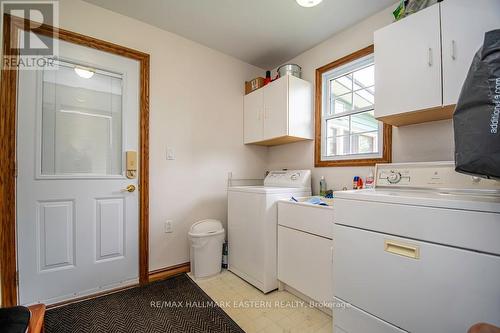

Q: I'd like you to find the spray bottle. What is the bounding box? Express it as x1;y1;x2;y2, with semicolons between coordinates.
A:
319;176;327;196
365;169;375;189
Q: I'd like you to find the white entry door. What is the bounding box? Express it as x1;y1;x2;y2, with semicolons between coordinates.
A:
16;38;140;305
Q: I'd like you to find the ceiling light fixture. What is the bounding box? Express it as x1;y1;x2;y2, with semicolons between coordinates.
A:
74;66;95;79
296;0;323;8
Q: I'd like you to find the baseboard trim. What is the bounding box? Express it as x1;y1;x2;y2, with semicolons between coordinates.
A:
149;262;191;282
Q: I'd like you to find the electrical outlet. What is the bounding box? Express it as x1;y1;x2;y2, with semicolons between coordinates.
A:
164;220;173;233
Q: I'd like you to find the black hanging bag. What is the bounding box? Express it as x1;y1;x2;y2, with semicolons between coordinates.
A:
454;29;500;179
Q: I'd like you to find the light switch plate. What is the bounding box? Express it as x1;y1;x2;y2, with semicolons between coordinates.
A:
164;220;173;233
166;148;175;160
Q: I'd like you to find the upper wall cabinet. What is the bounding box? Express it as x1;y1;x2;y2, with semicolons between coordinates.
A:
374;0;500;126
244;75;313;146
441;0;500;106
375;4;442;124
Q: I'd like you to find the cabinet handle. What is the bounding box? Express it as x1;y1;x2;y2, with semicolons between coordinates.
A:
451;40;456;60
384;240;420;259
428;48;433;67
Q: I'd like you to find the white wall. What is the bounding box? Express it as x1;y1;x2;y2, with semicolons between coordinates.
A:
267;5;455;193
56;0;268;271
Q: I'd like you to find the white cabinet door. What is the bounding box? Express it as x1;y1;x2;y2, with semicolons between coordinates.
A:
374;4;442;118
288;76;313;139
278;226;333;306
243;89;263;143
263;76;288;139
441;0;500;106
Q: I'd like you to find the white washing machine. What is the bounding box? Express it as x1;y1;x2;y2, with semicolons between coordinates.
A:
332;162;500;333
227;170;311;293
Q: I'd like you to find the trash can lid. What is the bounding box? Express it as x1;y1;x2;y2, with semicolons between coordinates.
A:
189;219;223;235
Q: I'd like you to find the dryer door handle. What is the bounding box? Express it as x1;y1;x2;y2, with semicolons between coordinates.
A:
384;240;420;259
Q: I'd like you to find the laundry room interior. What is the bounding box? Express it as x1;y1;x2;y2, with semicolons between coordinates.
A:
0;0;499;332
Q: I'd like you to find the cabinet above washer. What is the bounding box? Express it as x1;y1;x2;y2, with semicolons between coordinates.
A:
244;75;313;146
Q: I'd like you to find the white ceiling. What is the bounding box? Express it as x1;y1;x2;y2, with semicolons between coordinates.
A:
83;0;395;69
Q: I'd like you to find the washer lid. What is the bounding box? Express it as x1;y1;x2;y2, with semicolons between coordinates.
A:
228;186;311;194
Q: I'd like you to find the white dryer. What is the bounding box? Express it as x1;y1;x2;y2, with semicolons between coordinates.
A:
333;162;500;333
228;170;311;293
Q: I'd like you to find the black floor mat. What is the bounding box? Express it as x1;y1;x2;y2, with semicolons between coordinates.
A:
45;274;244;333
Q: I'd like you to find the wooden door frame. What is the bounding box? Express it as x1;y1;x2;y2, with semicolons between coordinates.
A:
0;14;150;307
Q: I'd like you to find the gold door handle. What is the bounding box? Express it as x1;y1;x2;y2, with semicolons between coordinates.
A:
123;185;136;192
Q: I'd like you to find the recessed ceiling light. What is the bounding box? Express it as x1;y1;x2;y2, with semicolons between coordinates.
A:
296;0;323;8
74;66;95;79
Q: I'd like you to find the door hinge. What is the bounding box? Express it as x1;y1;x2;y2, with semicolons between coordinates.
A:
15;271;19;286
14;160;18;178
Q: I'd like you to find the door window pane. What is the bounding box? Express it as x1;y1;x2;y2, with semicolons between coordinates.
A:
41;61;123;176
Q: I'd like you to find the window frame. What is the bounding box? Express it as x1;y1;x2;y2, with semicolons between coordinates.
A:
314;45;392;167
321;54;380;161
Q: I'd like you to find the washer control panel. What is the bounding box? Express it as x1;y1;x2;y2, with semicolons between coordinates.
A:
378;169;411;185
375;162;500;191
264;170;311;188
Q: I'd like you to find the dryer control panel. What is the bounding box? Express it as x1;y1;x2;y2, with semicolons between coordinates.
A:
264;170;311;188
375;162;500;191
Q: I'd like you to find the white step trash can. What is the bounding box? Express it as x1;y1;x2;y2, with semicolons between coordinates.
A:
189;219;225;278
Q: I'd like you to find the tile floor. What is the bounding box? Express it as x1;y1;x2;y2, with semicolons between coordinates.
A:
189;270;332;333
